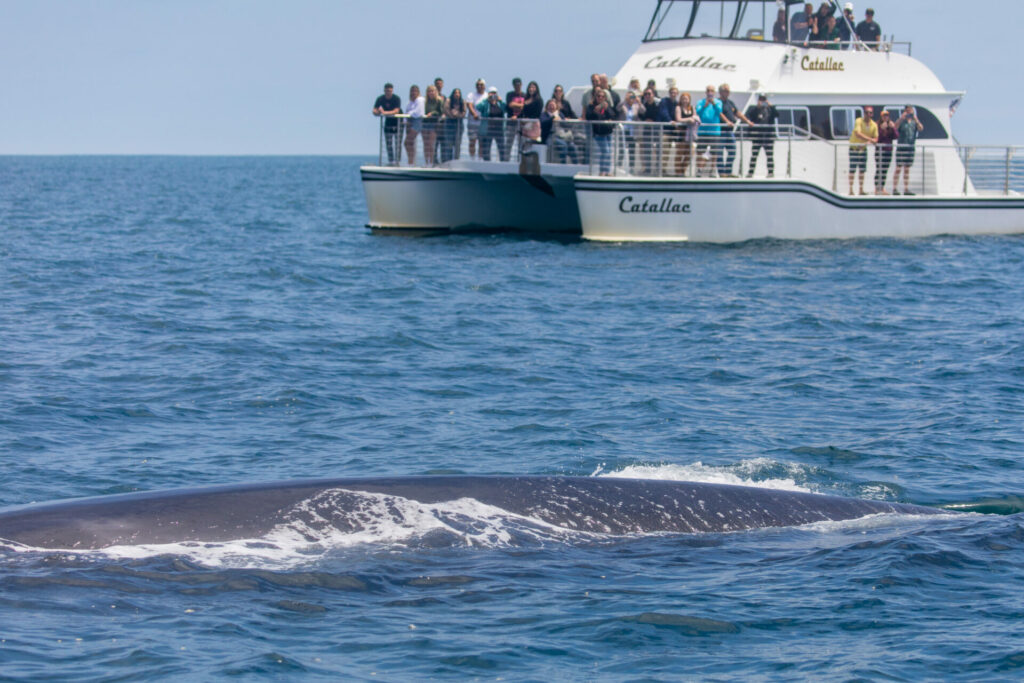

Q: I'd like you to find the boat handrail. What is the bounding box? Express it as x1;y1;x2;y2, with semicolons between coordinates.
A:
373;115;1023;197
642;36;912;56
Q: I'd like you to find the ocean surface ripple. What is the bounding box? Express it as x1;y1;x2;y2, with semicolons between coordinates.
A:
1;156;1022;679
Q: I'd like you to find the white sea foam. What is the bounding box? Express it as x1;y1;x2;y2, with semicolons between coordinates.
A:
64;489;597;569
593;459;816;493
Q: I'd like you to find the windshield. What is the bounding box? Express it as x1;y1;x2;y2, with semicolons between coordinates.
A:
645;0;797;42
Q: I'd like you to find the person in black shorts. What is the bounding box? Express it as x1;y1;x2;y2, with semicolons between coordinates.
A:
372;83;402;165
895;105;924;195
746;94;778;177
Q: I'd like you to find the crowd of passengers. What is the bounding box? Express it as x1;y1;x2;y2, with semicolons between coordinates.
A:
374;73;923;186
774;3;881;49
373;75;788;177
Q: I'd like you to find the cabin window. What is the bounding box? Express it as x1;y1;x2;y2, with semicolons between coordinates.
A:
830;107;863;139
776;107;811;139
830;105;948;140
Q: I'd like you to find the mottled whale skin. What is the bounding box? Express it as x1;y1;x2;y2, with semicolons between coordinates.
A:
0;476;943;550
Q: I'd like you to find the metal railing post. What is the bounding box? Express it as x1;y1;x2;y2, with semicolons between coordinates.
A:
589;122;595;175
921;145;926;195
833;143;838;191
1006;147;1013;196
658;125;664;178
787;133;792;179
378;116;384;165
963;147;969;196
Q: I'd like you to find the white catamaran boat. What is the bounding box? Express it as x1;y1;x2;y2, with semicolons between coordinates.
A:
361;0;1024;242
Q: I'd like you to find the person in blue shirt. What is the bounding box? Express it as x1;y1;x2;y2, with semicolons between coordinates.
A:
657;87;678;123
695;85;724;176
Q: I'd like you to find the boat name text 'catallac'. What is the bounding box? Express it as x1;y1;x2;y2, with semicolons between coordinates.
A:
643;55;737;72
619;196;693;214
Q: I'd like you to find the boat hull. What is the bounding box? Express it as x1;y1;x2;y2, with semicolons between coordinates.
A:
576;177;1024;242
361;166;581;234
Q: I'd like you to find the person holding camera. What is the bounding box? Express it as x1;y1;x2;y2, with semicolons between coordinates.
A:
894;105;924;195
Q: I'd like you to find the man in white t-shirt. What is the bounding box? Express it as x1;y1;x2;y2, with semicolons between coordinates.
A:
465;79;488;159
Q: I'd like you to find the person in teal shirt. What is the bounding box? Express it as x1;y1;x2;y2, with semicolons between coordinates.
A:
695;85;725;176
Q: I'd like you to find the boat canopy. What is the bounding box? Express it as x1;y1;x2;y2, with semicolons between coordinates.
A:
645;0;832;43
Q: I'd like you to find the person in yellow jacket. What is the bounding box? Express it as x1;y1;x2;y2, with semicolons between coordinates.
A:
848;106;878;195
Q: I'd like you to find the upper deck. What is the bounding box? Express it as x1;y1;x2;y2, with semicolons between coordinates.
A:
621;1;949;97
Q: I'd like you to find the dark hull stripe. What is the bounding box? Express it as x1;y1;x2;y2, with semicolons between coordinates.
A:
575;179;1024;211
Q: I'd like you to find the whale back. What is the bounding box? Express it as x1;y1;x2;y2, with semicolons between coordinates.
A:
0;476;942;550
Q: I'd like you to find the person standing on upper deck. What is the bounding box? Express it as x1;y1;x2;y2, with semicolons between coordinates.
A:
838;3;855;49
746;94;779;178
581;74;602;113
476;87;508;162
551;85;577;119
855;8;881;49
773;8;787;42
875;109;897;194
848;105;878;195
599;74;621;111
465;79;488;159
717;84;753;178
505;77;526;158
373;82;402;166
656;87;677;123
695;85;723;177
638;88;661;174
656;87;679;174
791;3;815;43
822;15;842;49
894;105;924;195
586;89;616;176
403;85;425;166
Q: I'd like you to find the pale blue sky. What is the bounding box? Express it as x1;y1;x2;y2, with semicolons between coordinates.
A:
0;1;1015;154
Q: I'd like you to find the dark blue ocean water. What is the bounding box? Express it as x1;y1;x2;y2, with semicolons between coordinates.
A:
1;156;1023;680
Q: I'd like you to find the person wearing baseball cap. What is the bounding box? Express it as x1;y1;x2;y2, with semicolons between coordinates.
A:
746;94;779;178
855;7;881;50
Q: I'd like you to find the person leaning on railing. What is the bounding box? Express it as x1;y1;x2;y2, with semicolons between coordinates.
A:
638;89;661;174
821;15;842;49
373;82;402;166
618;91;643;174
421;85;444;167
541;98;578;164
403;85;425;166
848;105;878;195
674;93;699;177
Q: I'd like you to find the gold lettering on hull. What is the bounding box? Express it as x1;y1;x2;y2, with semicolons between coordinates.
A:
801;56;845;72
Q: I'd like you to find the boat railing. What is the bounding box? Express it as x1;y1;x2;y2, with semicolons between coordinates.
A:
376;114;543;168
783;40;912;55
374;115;1023;197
